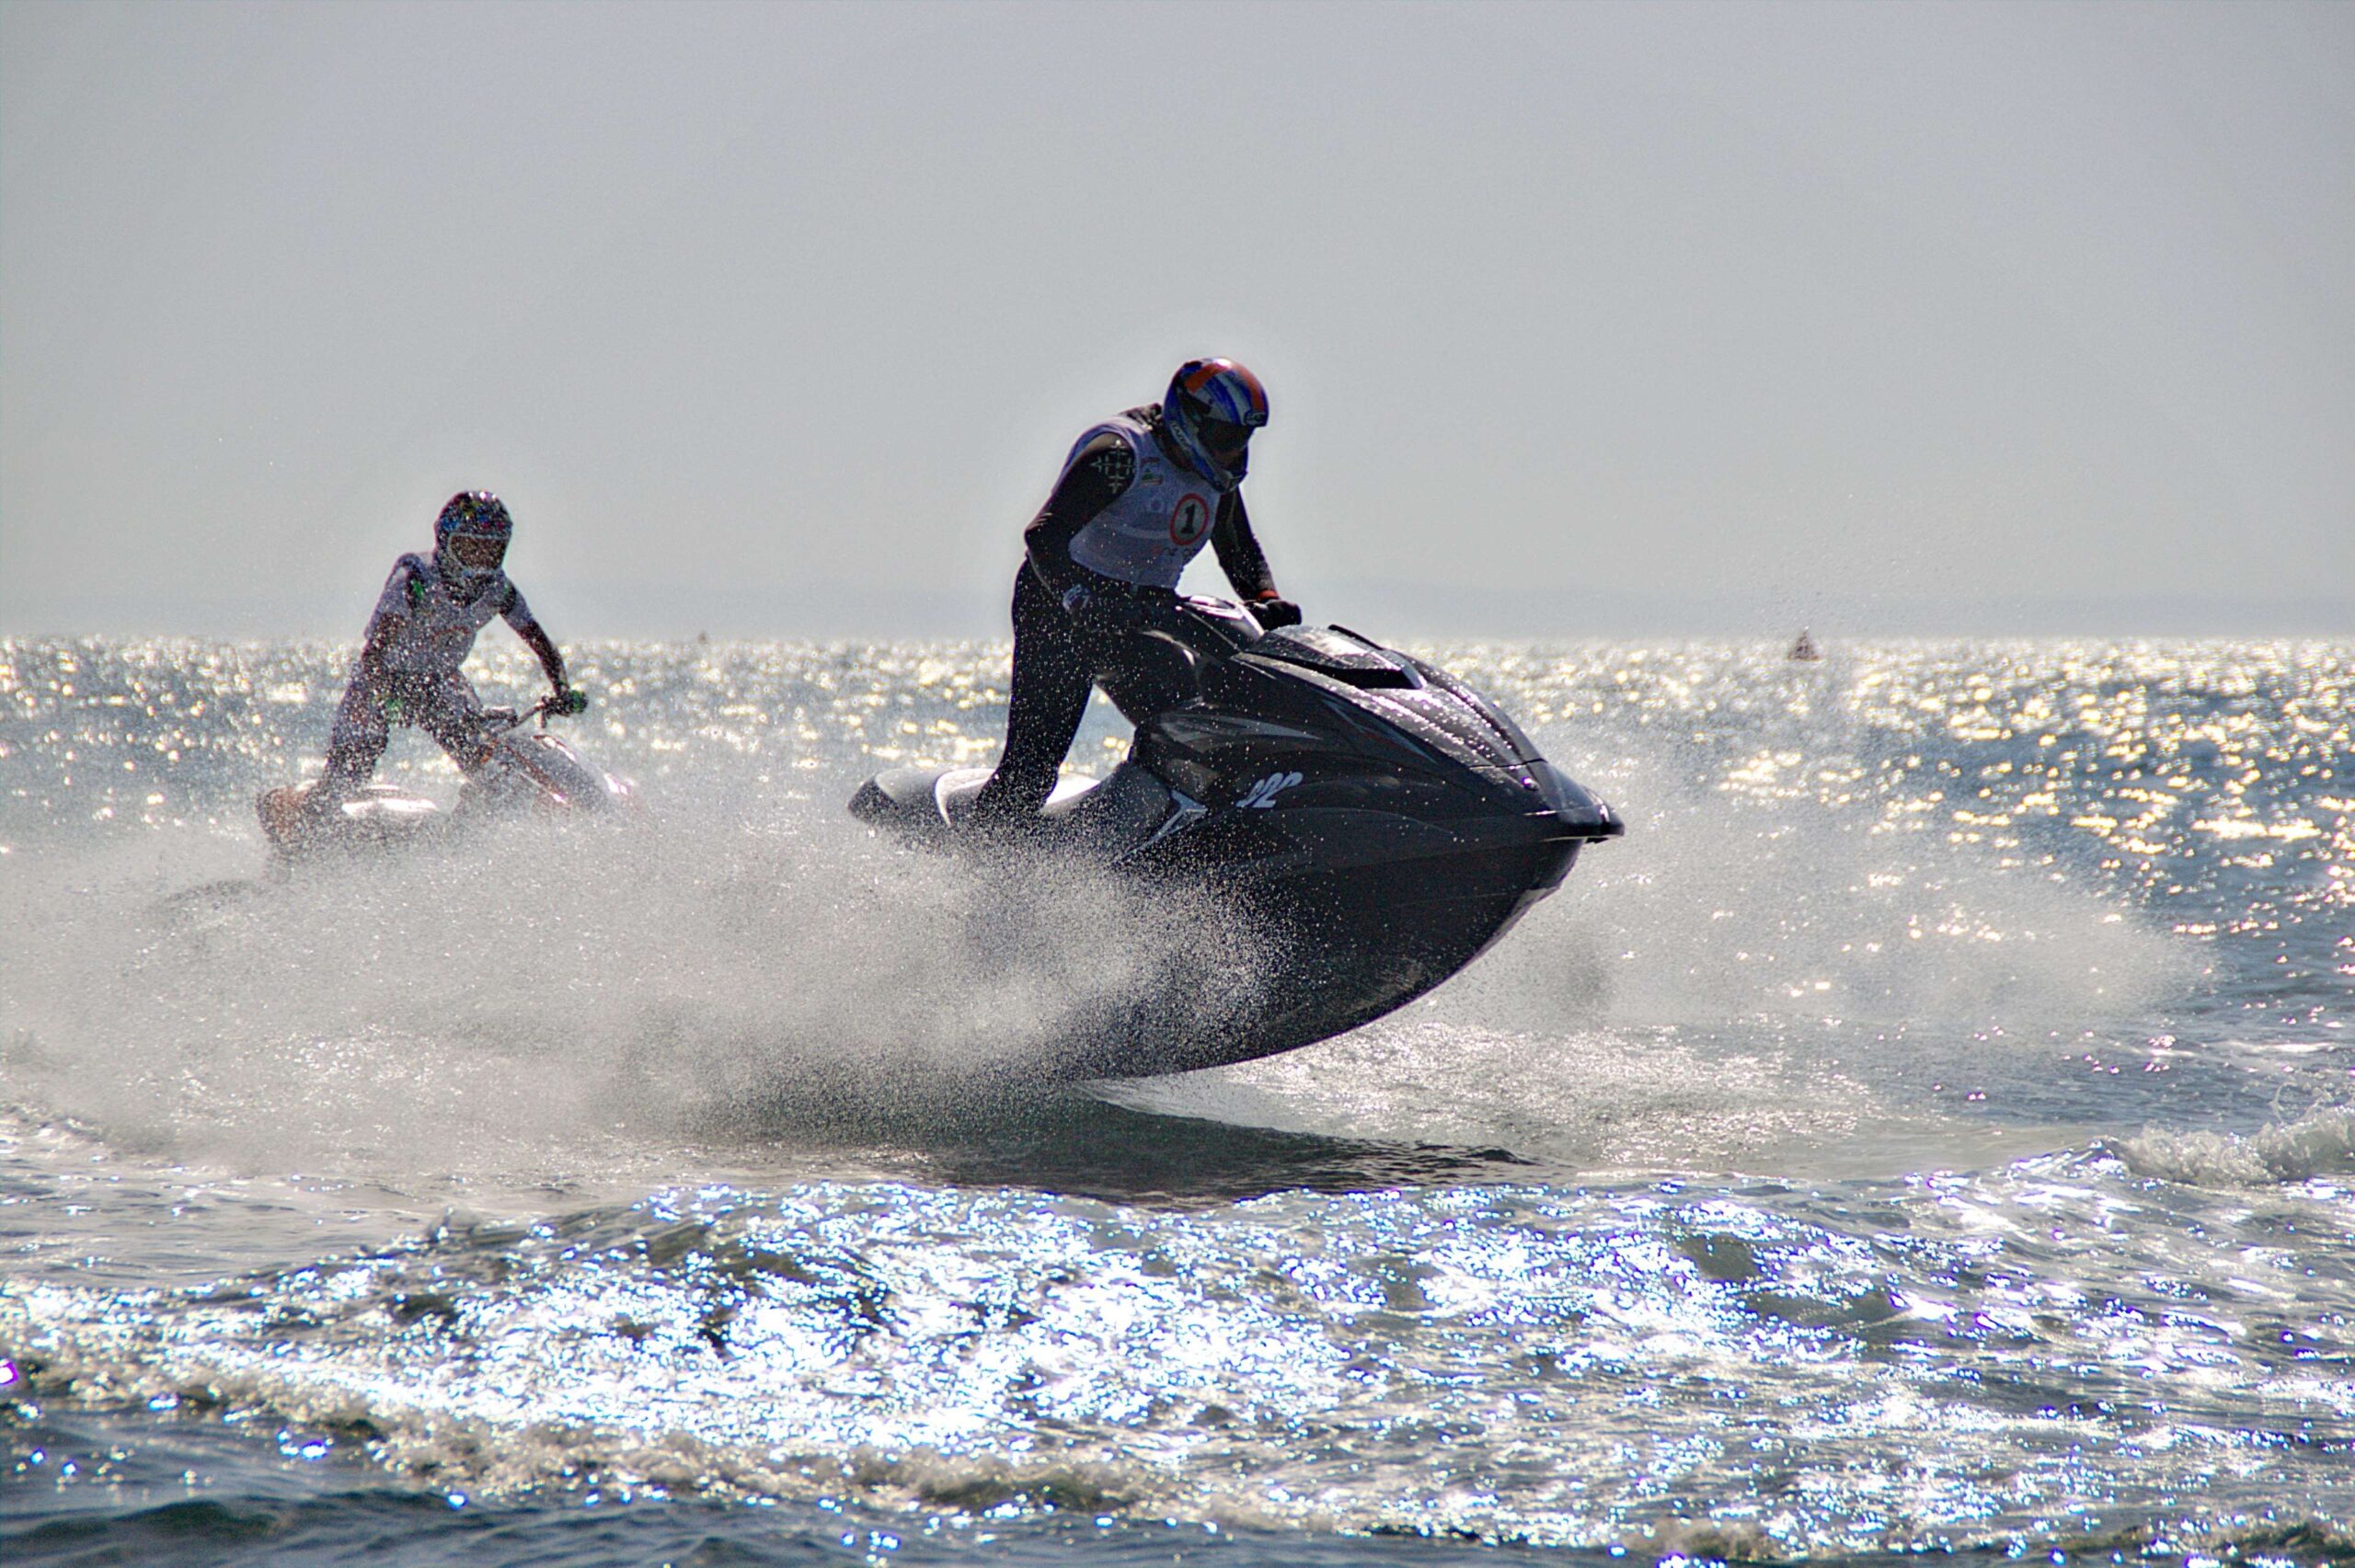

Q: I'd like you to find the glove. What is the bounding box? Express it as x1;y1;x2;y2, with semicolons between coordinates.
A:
550;686;590;717
1250;595;1303;630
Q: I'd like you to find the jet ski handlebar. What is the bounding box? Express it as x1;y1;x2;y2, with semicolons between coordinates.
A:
477;694;570;733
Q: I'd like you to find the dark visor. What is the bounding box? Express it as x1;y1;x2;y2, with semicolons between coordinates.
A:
450;535;506;568
1197;416;1253;452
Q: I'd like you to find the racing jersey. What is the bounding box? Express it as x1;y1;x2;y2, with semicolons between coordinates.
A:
1025;406;1276;600
358;554;539;681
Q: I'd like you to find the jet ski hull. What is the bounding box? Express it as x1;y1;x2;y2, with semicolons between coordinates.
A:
1071;831;1586;1080
258;780;446;861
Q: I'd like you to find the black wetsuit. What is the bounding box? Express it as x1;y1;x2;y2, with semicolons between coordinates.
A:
970;407;1281;822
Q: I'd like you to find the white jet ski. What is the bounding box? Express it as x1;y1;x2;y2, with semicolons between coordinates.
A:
257;697;634;864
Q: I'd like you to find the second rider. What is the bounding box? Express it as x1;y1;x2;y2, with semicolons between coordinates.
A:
313;490;587;813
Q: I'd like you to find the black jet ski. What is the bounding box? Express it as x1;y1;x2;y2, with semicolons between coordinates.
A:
258;697;634;864
849;596;1622;1078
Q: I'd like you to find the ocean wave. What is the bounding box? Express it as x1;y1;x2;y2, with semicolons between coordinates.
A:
2116;1107;2355;1187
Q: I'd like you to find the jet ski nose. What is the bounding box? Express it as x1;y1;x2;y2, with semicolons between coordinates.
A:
1537;761;1625;840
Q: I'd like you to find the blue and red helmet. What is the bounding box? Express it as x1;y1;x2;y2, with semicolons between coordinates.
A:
432;490;512;586
1161;358;1269;492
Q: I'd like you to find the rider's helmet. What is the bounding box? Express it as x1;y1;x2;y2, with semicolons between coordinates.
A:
1160;358;1269;493
432;490;512;589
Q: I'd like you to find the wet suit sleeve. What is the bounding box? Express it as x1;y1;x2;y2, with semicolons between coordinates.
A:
500;581;569;691
1022;430;1139;600
372;557;420;621
496;578;538;637
1210;491;1280;603
358;557;419;681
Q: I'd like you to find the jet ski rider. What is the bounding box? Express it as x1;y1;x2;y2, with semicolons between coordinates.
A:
971;358;1301;826
313;490;587;808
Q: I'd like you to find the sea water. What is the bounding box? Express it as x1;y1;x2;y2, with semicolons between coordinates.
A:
1;635;2349;1566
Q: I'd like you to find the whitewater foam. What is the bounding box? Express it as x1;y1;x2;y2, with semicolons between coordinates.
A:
2116;1106;2355;1187
1;801;1263;1188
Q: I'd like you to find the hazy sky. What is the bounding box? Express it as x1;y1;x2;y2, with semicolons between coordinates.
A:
4;0;2349;636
